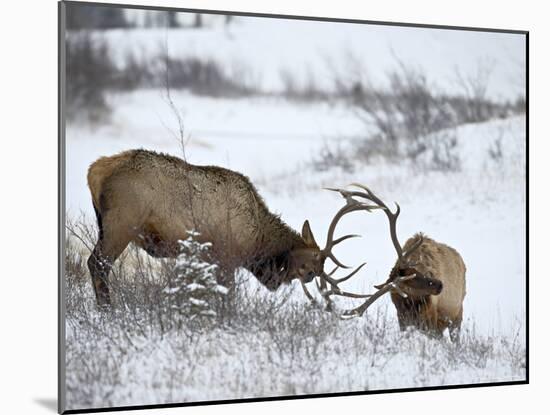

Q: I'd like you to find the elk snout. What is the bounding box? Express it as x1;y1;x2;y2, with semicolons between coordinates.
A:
406;275;443;296
296;267;317;283
304;271;316;283
434;279;443;295
426;278;443;295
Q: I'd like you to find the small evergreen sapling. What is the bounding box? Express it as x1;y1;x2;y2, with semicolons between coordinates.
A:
163;231;228;319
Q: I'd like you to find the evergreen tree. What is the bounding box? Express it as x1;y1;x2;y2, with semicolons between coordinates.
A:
164;231;228;319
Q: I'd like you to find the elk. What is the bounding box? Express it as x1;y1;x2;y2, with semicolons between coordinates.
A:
312;184;466;342
85;149;371;306
380;232;466;342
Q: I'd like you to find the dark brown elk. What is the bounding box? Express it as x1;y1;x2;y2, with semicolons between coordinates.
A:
314;184;466;342
85;149;368;306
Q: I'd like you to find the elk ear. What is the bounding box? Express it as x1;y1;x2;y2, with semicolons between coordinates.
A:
301;220;319;248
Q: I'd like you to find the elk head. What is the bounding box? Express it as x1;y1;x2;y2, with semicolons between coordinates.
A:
286;220;325;284
285;209;372;289
377;267;443;297
255;220;330;291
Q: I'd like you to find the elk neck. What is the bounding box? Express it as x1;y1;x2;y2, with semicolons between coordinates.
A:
245;215;309;289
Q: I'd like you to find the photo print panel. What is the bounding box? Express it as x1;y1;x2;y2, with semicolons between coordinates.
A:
58;1;528;413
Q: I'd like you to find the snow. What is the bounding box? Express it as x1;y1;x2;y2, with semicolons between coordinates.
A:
65;91;526;409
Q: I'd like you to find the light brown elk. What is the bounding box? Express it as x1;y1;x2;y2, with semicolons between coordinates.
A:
312;184;466;342
85;149;371;306
381;232;466;342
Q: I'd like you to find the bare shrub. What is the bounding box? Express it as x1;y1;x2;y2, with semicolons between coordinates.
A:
354;134;399;163
417;130;461;172
488;125;505;163
311;141;355;173
326;54;513;171
454;58;496;123
115;50;154;90
65;235;88;284
513;95;526;114
352;64;458;160
154;53;260;97
65;35;263;126
279;66;327;102
66;32;116;123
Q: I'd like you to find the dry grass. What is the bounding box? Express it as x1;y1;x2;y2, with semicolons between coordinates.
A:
63;216;525;411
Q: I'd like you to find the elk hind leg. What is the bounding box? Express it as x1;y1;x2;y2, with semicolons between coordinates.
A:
88;243;112;307
87;211;133;307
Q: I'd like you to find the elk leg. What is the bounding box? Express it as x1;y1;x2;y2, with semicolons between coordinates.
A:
449;307;463;343
87;213;133;307
397;313;410;331
88;243;112;307
420;307;443;338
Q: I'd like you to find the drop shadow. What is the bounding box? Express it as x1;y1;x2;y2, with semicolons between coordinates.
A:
34;398;57;413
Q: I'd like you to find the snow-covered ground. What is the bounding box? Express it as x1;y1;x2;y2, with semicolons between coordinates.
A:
65;89;526;410
63;16;526;411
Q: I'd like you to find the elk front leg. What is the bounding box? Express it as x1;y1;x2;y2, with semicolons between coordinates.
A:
396;312;412;331
448;306;463;343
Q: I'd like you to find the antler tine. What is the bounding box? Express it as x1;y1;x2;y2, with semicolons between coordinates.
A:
306;184;397;314
300;279;316;302
332;234;361;246
346;184;423;267
349;183;404;260
340;283;394;318
315;261;367;294
331;262;366;284
340;273;415;318
312;262;370;307
315;276;372;299
321;187;380;268
327;265;339;277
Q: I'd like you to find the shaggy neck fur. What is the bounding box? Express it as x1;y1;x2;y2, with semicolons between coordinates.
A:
246;209;308;290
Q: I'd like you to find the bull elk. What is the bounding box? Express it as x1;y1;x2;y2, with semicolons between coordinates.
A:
312;184;466;342
381;232;466;342
85;149;373;306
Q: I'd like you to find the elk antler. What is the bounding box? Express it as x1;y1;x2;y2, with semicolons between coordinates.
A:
340;273;416;319
301;188;381;310
303;184;425;318
336;184;424;317
346;183;423;263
